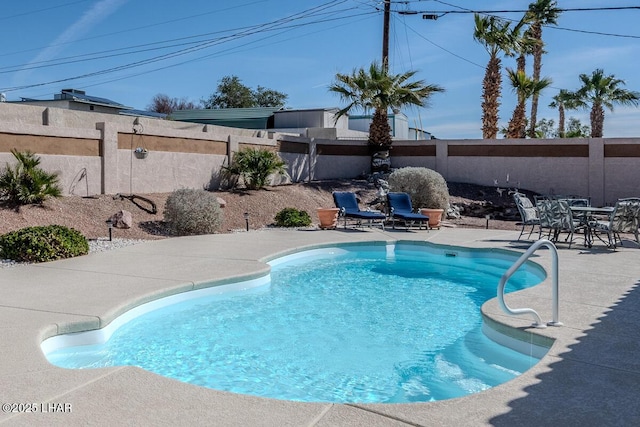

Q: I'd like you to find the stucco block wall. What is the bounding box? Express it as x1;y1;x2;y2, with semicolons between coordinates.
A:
1;103;639;206
116;150;225;194
445;156;589;195
0;104;276;195
0;153;103;197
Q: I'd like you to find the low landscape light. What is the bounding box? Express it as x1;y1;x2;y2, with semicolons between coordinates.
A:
105;219;113;241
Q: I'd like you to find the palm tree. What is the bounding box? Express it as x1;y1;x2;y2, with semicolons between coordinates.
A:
473;14;518;139
0;150;61;207
573;69;640;138
526;0;562;138
549;89;578;138
506;69;552;138
329;61;444;151
512;15;538;74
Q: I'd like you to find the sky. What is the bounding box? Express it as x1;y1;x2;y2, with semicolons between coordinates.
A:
1;0;639;139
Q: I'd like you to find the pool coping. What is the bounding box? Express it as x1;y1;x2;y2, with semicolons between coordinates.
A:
2;228;640;426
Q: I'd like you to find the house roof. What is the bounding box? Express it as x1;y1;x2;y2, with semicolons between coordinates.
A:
119;109;167;119
16;89;133;110
170;107;281;129
274;107;339;114
57;90;132;110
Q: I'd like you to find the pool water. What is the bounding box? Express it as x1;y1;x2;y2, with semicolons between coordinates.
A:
45;244;546;403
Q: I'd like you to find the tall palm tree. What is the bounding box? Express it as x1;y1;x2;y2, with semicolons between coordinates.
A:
473;14;517;139
506;69;552;138
526;0;562;138
548;89;578;138
573;69;640;138
329;61;444;150
512;15;538;74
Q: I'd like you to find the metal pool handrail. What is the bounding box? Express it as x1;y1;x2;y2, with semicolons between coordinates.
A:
498;239;562;329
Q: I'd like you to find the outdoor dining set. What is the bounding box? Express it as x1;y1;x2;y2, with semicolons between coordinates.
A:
328;189;640;250
513;192;640;249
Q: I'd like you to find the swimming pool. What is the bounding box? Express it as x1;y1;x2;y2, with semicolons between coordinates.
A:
43;242;548;403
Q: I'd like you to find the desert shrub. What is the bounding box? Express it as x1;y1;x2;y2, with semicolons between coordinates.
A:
274;208;312;227
0;225;89;263
387;167;450;210
222;148;287;190
0;150;62;206
163;188;223;235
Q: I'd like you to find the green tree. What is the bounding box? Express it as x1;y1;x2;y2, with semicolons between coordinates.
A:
572;69;640;137
526;0;562;138
535;116;590;138
565;117;590;138
512;15;538;75
536;118;556;138
473;14;518;139
254;86;288;107
329;61;444;150
202;76;287;109
506;69;551;138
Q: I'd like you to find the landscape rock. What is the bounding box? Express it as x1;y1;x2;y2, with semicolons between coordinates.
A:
109;210;133;229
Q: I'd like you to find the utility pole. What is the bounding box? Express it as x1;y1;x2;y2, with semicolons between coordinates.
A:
382;0;390;71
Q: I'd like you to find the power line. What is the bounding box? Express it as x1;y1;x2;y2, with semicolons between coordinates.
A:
546;26;640;39
6;0;638;97
403;21;484;69
393;3;640;39
0;0;274;58
72;10;379;95
395;5;640;14
0;1;372;92
0;0;92;21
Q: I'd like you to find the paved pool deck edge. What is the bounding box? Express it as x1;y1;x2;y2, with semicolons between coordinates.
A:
1;227;639;426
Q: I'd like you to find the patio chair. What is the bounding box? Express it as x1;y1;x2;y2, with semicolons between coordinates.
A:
560;197;591;233
332;192;386;230
513;192;540;240
594;199;640;248
537;199;582;248
386;192;430;230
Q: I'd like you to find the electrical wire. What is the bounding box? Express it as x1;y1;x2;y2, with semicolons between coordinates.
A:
0;0;272;57
0;1;372;92
67;11;379;94
4;0;638;96
0;3;367;74
0;0;92;21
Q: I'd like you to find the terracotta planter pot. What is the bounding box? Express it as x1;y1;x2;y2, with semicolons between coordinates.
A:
317;208;340;229
420;208;444;229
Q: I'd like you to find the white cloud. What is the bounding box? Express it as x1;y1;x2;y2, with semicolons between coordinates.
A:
14;0;129;83
601;107;640;137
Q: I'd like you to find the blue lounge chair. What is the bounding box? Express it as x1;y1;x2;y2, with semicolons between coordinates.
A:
332;192;385;229
386;192;430;230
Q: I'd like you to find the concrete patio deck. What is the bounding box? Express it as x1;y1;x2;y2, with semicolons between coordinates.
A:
1;227;639;426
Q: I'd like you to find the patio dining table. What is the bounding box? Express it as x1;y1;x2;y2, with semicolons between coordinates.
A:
570;206;615;248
